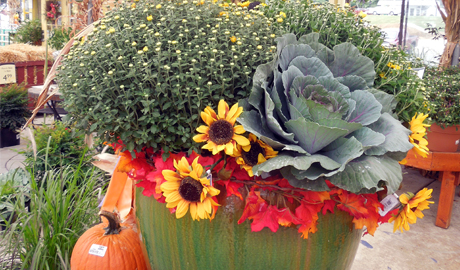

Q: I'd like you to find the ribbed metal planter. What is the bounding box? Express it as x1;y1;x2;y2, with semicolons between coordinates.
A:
136;187;362;270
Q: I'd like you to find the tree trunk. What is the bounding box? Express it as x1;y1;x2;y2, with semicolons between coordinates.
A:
438;0;460;68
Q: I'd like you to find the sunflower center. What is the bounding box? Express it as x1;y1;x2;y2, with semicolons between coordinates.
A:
242;142;265;166
179;177;203;202
208;119;234;145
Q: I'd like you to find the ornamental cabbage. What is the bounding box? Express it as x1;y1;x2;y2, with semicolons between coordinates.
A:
238;33;413;194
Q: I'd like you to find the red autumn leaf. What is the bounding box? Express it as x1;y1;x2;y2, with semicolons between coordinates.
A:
250;205;280;233
300;190;330;204
322;200;336;215
295;201;323;239
238;190;267;224
275;207;302;227
336;190;368;218
217;180;244;200
353;211;380;236
136;180;158;198
379;208;399;223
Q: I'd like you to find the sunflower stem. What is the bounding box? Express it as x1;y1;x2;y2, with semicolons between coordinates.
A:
209;154;225;172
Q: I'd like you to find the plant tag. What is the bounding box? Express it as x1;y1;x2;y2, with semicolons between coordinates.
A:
378;193;400;217
206;170;212;186
88;244;108;257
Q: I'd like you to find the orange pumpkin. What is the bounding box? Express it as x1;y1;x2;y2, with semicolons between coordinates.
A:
71;210;149;270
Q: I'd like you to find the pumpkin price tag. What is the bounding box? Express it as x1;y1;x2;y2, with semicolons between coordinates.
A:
378;193;400;217
88;244;108;257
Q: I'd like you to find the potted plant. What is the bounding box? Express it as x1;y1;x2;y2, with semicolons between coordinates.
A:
0;83;31;148
57;1;433;269
422;66;460;152
13;19;43;46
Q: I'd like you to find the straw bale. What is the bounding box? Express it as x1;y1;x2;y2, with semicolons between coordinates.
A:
0;47;27;63
0;44;54;63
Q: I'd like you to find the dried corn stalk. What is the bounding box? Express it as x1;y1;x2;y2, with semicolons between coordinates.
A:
438;0;460;68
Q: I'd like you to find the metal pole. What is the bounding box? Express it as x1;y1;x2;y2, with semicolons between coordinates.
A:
87;0;93;25
403;0;409;48
398;0;405;48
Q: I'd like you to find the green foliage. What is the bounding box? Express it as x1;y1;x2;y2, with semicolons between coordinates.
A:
0;164;105;270
49;26;73;50
0;83;31;130
262;0;424;122
57;0;280;154
23;121;93;180
13;19;43;44
239;33;412;194
0;168;30;226
422;66;460;127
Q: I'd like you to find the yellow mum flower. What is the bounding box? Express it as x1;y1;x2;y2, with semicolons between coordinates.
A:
131;3;136;8
234;134;278;177
161;157;220;220
389;188;434;232
358;11;367;18
193;100;250;155
147;15;153;21
230;36;237;43
408;113;430;158
277;18;283;23
279;11;287;18
156;4;162;9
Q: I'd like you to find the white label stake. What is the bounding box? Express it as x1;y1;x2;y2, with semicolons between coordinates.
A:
378;193;400;217
88;244;108;257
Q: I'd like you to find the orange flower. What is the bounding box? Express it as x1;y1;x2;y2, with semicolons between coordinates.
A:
230;36;237;43
193;100;249;155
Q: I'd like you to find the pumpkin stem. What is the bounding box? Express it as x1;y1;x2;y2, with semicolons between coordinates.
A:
99;210;121;235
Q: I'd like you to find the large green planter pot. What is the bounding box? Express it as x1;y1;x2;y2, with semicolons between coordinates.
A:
136;187;363;270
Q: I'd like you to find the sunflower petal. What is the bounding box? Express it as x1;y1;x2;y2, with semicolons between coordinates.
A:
233;134;250;146
190;202;198;220
218;100;229;119
193;134;209;143
176;200;190;219
233;125;246;134
165;191;182;203
196;125;210;134
160;181;181;191
162;170;182;181
201;111;216;126
226;103;239;123
228;106;243;125
224;142;234;155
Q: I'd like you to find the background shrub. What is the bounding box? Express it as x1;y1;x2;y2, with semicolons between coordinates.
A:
57;0;280;154
264;0;424;122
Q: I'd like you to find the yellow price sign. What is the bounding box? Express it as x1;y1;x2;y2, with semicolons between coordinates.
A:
0;63;16;85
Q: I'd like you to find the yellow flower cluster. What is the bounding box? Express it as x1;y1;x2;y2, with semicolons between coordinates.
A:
389;188;434;232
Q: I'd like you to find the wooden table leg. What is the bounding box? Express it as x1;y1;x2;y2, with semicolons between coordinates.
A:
435;171;458;228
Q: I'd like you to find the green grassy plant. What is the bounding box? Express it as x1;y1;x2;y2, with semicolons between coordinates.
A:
0;156;106;269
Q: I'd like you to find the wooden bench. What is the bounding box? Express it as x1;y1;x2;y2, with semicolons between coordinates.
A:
404;149;460;228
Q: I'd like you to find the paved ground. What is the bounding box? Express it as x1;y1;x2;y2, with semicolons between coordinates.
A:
1;116;459;269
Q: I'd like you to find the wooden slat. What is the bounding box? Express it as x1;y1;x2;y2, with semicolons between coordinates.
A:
404;149;460;171
435;171;459;228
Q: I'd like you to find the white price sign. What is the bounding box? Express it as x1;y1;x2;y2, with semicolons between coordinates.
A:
88;244;108;257
0;63;16;84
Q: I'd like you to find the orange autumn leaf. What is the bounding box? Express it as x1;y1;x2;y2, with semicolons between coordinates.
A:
295;201;323;239
300;190;330;204
336;190;368;218
276;207;302;227
238;190;267;224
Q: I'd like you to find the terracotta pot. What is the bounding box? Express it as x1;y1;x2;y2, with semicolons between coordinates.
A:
426;123;460;152
135;188;363;270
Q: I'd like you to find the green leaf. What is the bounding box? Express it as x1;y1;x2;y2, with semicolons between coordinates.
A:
278;44;316;71
288;56;333;78
365;113;413;156
284;118;348;154
347;90;382;125
328;154;403;194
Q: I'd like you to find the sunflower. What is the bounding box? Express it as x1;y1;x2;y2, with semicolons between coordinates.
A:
389;188;434;232
193;100;250;155
408;112;431;158
161;156;220;220
234;133;278;177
